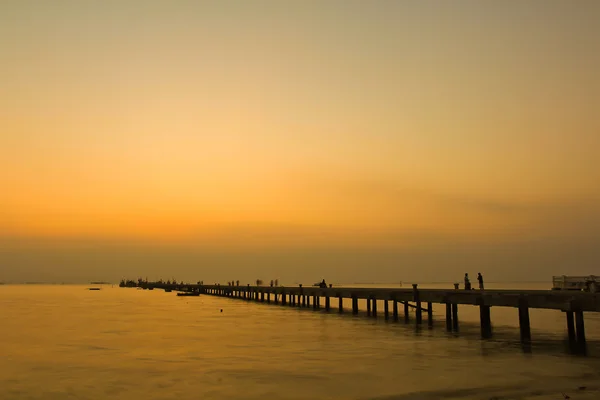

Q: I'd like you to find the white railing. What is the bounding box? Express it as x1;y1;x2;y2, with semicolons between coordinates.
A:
552;275;598;293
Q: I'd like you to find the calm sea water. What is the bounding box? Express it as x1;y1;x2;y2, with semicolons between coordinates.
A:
1;283;600;400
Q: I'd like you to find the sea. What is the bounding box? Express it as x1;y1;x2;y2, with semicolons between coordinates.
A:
1;282;599;400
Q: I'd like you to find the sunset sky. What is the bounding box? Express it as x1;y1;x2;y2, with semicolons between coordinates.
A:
1;1;599;283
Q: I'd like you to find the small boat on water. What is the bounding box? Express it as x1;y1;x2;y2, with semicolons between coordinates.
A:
88;288;101;291
177;292;200;297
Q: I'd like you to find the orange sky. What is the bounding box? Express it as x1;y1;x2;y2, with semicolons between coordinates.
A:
1;1;599;257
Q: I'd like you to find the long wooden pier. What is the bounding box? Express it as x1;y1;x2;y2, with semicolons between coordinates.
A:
135;282;600;353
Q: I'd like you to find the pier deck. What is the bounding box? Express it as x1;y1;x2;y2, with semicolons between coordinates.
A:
134;282;600;353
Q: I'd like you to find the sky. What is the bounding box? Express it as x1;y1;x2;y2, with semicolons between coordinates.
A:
1;1;599;284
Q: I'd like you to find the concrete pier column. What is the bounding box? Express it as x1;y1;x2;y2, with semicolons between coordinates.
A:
306;295;310;308
313;295;317;309
282;291;287;305
575;311;586;353
404;301;409;322
261;292;264;302
393;300;398;321
372;297;377;318
267;292;270;303
445;303;452;331
427;302;433;327
325;296;330;311
338;296;343;313
352;295;358;315
480;305;492;338
366;298;371;316
413;284;422;324
518;299;531;343
274;293;279;304
384;300;389;320
452;304;459;331
566;311;576;345
302;295;306;307
316;296;321;309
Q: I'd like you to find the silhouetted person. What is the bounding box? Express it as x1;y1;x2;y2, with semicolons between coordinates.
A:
464;273;471;290
319;279;327;288
477;273;484;290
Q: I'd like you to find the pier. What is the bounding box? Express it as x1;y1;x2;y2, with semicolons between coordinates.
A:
134;282;600;353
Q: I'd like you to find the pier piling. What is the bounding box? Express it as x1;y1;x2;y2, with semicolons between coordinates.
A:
372;297;377;318
518;298;531;343
384;300;389;320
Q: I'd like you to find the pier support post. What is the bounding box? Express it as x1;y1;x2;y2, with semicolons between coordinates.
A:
384;300;389;320
445;303;452;331
302;295;306;307
306;295;310;308
366;298;371;316
413;284;422;324
393;300;398;321
427;302;433;327
313;295;317;310
566;311;576;346
575;311;586;354
325;296;330;311
317;295;321;309
452;304;459;331
372;297;377;318
352;295;358;315
518;299;531;343
480;305;492;338
261;292;264;302
404;301;409;322
338;296;343;313
274;293;279;304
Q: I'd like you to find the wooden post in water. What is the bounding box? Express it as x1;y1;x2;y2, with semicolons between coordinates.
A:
384;300;389;320
393;299;398;321
338;296;343;313
316;295;321;309
325;296;330;311
306;295;310;308
352;295;358;315
313;295;317;310
366;297;371;316
445;303;452;331
518;298;531;343
302;295;306;307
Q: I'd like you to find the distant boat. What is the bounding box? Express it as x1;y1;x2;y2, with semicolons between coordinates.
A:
88;288;101;291
177;292;200;297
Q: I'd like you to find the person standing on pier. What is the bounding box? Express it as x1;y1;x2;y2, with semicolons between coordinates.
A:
464;273;471;290
477;273;484;290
